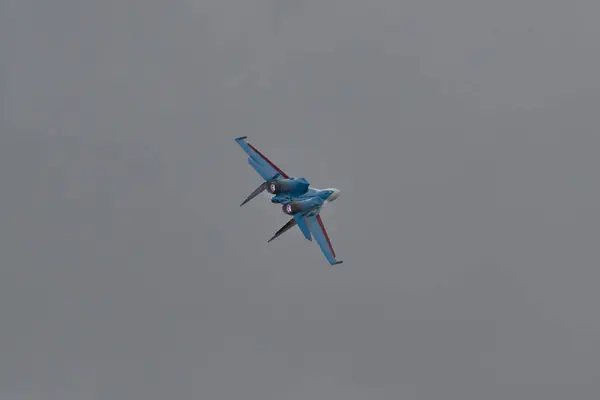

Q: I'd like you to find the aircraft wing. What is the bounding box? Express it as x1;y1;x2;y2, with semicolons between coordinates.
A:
235;136;289;181
306;214;343;265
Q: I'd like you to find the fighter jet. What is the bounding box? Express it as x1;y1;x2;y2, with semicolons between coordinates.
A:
235;136;343;265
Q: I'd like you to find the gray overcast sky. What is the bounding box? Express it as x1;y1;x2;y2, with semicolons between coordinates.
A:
2;0;600;399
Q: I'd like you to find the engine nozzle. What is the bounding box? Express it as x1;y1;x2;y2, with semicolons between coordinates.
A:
282;201;306;215
266;178;310;195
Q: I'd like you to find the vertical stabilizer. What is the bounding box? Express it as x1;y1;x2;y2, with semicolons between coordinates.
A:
240;182;268;207
267;218;297;243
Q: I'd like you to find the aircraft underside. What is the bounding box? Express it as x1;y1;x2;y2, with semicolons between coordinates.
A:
234;136;343;265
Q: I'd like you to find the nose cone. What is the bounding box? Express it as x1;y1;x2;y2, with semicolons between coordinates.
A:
327;188;341;202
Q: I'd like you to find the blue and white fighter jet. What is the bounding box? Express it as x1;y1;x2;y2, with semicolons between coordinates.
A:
235;136;343;265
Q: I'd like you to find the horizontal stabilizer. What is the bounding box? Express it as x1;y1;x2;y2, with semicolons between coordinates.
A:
294;214;312;241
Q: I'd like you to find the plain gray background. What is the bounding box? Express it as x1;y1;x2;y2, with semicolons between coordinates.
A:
2;0;600;399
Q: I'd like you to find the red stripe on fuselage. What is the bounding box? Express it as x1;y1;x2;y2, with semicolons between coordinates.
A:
247;143;289;179
316;215;336;258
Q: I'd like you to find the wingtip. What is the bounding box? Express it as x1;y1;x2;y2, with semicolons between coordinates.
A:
332;260;344;265
235;136;248;141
